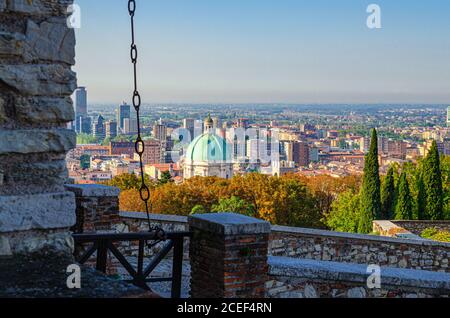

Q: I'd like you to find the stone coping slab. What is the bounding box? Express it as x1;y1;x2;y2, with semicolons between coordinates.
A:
65;184;120;197
189;212;271;235
269;256;450;291
271;225;450;248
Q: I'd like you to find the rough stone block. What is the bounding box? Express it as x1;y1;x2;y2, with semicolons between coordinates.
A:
16;96;75;123
0;191;76;233
0;128;75;154
0;64;76;96
24;19;75;64
4;0;74;16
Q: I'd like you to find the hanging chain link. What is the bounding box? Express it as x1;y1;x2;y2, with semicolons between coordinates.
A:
128;0;166;242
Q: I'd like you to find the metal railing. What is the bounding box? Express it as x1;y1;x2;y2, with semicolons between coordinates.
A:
73;231;191;298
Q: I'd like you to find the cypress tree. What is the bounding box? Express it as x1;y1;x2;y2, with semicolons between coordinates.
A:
422;141;444;220
358;129;381;233
381;166;396;219
395;171;413;220
416;172;426;220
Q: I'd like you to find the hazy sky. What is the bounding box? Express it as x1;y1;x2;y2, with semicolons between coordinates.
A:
74;0;450;104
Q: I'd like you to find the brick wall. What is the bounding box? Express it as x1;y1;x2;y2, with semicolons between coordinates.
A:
189;213;270;298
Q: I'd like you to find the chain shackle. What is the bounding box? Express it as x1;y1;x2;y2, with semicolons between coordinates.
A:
127;0;166;241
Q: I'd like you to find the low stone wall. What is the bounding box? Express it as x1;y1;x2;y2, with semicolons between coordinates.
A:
266;256;450;298
113;213;449;273
392;221;450;236
269;225;449;272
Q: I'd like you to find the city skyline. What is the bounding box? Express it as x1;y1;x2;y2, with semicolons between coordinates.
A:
74;0;450;104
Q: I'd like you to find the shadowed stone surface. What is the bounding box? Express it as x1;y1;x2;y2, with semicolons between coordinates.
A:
0;251;159;298
0;192;76;232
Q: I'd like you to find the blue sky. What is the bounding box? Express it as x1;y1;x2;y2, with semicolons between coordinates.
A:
74;0;450;104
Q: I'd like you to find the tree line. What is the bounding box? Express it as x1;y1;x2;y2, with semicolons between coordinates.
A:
103;129;449;232
327;129;449;234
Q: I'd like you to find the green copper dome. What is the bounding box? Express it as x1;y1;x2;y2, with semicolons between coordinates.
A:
185;133;231;163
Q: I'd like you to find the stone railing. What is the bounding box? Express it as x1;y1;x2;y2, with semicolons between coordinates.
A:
266;256;450;298
269;225;449;272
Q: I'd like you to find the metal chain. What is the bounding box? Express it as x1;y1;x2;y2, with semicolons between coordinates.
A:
128;0;165;242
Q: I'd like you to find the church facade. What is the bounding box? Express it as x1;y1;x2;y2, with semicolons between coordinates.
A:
183;115;233;179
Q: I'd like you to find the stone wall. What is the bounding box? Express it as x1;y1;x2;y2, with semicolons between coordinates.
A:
110;213;449;273
392;221;450;236
0;0;77;256
266;256;450;298
269;226;449;272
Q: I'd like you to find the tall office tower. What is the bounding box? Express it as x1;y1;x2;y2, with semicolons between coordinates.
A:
92;115;105;140
183;118;195;140
117;102;131;133
74;87;87;116
123;118;138;135
153;122;167;142
137;139;162;165
104;121;118;139
287;141;310;167
75;115;92;134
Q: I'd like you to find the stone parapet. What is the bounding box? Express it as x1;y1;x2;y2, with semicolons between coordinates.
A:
189;213;270;298
267;256;450;298
270;225;450;272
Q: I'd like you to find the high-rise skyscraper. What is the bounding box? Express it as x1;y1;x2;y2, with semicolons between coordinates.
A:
153;122;167;142
75;115;92;134
92;115;105;140
117;102;131;134
105;121;118;139
183;118;195;141
74;87;87;116
123;118;138;135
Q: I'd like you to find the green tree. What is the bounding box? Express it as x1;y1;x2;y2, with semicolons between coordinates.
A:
422;141;444;220
359;129;381;233
76;133;98;145
416;172;426;220
211;196;256;217
325;190;361;233
191;204;207;215
158;171;173;186
381;166;396;219
395;172;413;220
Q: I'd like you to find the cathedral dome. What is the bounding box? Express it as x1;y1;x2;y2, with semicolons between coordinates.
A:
185;133;231;163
